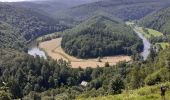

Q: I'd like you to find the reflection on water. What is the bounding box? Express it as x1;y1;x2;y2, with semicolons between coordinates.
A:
28;47;47;59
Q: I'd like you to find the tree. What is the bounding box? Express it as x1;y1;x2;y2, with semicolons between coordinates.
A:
29;91;41;100
24;83;32;95
128;66;144;89
108;76;124;94
48;76;55;88
0;91;11;100
9;80;23;99
105;62;110;67
149;47;157;61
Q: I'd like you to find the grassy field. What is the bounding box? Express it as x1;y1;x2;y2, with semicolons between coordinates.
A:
39;38;131;68
147;28;163;37
134;27;163;39
77;82;170;100
156;42;170;49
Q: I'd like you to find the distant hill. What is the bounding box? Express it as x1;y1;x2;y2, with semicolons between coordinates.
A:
10;0;100;17
53;0;170;25
0;21;26;50
139;7;170;35
8;0;170;26
61;15;143;58
0;3;67;50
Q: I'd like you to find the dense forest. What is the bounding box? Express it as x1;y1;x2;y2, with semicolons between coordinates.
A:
1;43;170;99
0;3;67;51
61;15;143;58
0;0;170;100
10;0;100;15
139;7;170;35
0;21;26;50
52;0;170;25
10;0;170;26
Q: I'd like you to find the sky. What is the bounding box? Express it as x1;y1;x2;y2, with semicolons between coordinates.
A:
0;0;41;2
0;0;99;2
0;0;30;2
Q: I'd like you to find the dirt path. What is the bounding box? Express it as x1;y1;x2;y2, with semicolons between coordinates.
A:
39;38;131;68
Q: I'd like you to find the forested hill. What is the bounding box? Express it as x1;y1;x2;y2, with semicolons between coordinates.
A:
61;15;143;58
0;21;26;50
54;0;170;25
0;3;67;50
139;7;170;35
10;0;100;15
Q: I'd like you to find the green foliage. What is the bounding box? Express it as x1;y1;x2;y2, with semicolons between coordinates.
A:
0;48;130;99
55;0;170;25
1;1;170;100
37;32;63;43
108;76;124;94
155;43;169;49
0;91;11;100
140;7;170;35
0;3;67;50
145;68;170;85
1;35;170;100
78;82;170;100
0;21;26;50
105;62;110;67
0;49;80;99
62;15;143;58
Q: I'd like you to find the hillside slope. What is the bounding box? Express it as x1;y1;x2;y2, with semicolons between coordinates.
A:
54;0;170;25
61;15;143;58
0;3;67;50
139;7;170;35
78;82;170;100
0;21;26;50
11;0;100;14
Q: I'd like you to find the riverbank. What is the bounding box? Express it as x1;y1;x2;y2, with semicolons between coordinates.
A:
28;22;153;67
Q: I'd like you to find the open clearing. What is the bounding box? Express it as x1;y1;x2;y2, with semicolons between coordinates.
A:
39;38;131;68
134;27;163;39
156;42;170;49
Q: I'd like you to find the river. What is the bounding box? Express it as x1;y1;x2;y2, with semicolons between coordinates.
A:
28;47;47;59
28;24;151;60
134;26;151;60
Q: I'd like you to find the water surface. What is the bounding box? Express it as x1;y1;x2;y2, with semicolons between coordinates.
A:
134;27;151;60
28;47;47;59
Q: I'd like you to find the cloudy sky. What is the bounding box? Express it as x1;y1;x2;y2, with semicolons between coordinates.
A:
0;0;43;2
0;0;99;2
0;0;29;2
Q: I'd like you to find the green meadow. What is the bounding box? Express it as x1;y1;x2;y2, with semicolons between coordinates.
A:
77;82;170;100
135;27;163;39
156;42;170;49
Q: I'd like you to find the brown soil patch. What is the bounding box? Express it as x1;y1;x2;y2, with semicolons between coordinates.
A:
39;38;131;68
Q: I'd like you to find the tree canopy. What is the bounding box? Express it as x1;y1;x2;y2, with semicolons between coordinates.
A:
61;15;143;58
139;7;170;35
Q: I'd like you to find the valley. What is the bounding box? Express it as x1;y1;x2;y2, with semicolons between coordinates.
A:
32;22;153;67
1;0;170;100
